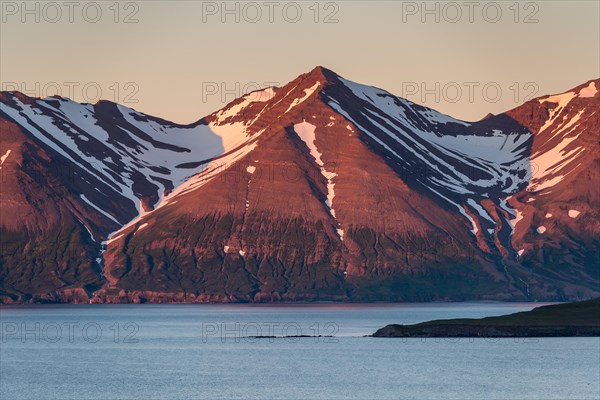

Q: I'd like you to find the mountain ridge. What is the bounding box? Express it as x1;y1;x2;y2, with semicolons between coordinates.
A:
1;68;598;304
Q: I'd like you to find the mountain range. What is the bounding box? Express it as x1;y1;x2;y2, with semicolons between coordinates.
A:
1;67;598;303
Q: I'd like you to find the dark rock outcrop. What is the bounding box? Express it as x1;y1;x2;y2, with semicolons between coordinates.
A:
372;298;600;337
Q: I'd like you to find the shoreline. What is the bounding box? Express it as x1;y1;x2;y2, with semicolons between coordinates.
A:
371;298;600;338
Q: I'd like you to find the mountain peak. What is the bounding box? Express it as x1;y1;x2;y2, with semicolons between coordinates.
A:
291;66;342;89
504;77;599;137
0;90;37;105
305;65;338;78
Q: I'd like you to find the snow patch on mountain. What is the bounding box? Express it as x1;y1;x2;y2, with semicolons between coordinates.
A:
338;77;469;127
428;187;479;235
294;121;342;240
77;217;96;242
568;210;581;218
137;223;149;232
499;198;516;217
327;78;531;203
285;82;320;114
508;209;524;232
250;87;277;102
2;100;137;203
537;91;577;134
215;87;276;124
578;81;597;98
295;120;324;165
0;149;11;169
80;194;120;224
528;131;584;192
467;198;495;224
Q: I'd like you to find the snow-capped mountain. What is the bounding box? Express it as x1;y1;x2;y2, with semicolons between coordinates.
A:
0;90;274;230
1;67;598;303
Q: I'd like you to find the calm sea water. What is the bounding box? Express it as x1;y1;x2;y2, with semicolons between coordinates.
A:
1;303;598;400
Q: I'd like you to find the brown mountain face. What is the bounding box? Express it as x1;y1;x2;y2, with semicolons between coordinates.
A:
500;80;600;297
1;68;598;303
0;112;103;303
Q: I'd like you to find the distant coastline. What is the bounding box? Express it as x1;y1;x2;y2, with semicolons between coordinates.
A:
372;298;600;337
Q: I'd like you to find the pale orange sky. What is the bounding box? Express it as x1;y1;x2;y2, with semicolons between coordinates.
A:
1;1;598;123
